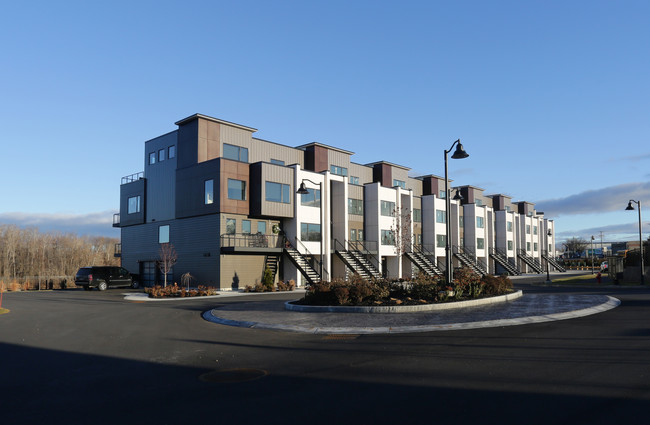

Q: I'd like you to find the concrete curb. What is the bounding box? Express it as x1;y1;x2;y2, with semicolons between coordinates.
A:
124;289;306;302
202;295;621;334
284;290;523;313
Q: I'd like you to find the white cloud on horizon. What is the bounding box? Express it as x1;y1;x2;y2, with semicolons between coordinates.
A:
0;210;119;237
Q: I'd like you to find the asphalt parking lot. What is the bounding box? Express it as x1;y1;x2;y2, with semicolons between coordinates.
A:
1;281;649;425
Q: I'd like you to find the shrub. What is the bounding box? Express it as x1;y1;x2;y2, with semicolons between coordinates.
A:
9;281;21;292
408;272;443;301
481;275;513;296
262;268;274;292
277;280;295;291
453;267;483;299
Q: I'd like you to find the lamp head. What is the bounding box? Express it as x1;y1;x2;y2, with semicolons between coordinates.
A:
296;182;309;195
453;189;463;201
626;201;635;211
451;140;469;159
547;230;552;236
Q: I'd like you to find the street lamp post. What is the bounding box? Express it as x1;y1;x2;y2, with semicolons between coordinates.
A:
444;139;469;285
546;229;552;283
297;179;324;280
591;235;595;274
626;200;645;285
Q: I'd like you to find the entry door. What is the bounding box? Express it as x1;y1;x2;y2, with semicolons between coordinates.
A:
140;262;157;287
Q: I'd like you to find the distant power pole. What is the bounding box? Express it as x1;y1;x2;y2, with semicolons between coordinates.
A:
600;231;604;255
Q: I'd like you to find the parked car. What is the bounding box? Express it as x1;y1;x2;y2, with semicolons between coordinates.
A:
75;266;140;291
600;261;608;272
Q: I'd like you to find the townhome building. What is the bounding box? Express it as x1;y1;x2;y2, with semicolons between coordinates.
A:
114;113;561;289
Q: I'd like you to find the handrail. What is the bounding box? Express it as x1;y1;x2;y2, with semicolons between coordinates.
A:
121;171;144;185
294;237;329;281
220;233;284;248
349;239;381;268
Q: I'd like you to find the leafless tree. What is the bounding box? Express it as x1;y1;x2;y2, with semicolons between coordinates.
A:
158;243;177;287
390;206;413;258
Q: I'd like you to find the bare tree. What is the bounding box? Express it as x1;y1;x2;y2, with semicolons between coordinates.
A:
158;243;177;287
563;237;588;258
390;206;413;258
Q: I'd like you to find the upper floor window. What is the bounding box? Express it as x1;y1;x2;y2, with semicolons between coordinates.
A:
149;152;156;165
534;242;538;251
436;209;446;224
225;218;236;234
505;205;511;212
158;149;165;162
301;223;321;241
350;176;360;185
459;216;464;228
205;179;214;205
477;216;484;228
437;234;447;248
242;220;251;234
265;181;290;204
381;201;395;217
350;229;357;241
507;240;513;250
168;145;176;159
533;226;538;235
439;190;446;199
393;179;406;189
476;199;483;206
526;225;531;234
477;238;485;249
330;165;348;176
507;221;513;232
270;159;285;166
227;179;246;201
413;209;422;222
223;143;248;163
300;188;321;208
159;225;170;243
526;242;531;251
381;230;395;246
348;198;363;215
257;221;267;234
127;196;141;214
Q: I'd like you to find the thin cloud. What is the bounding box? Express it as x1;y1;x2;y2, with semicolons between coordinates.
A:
0;211;119;237
555;222;647;243
535;182;650;217
610;152;650;163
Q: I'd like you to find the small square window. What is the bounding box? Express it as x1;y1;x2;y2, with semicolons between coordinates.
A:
226;218;236;234
257;221;267;234
168;145;176;159
227;179;246;201
149;152;156;165
242;220;251;234
158;149;165;162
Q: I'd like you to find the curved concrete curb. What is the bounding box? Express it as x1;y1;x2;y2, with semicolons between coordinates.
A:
202;295;621;334
284;290;523;313
124;289;305;302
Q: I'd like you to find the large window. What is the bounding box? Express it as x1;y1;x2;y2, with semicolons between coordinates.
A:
437;234;447;248
159;225;170;243
381;230;395;246
348;198;363;215
477;216;484;228
507;221;513;232
381;201;395;217
393;179;406;189
265;181;290;204
242;220;251;234
413;209;422;222
300;223;321;241
300;188;320;207
127;196;141;214
350;176;360;185
226;218;236;234
257;221;267;234
330;165;348;176
477;238;485;249
223;143;248;162
204;179;214;205
476;199;483;206
227;179;246;200
436;209;446;224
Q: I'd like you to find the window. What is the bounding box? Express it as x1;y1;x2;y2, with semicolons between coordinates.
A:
477;216;484;228
381;201;395;217
437;234;447;248
505;205;511;212
358;229;364;241
226;218;236;234
393;179;406;189
127;196;140;214
413;209;422;222
270;159;285;166
257;221;267;234
158;149;165;162
330;165;348;176
300;223;321;241
549;244;552;252
149;152;156;165
348;198;363;215
507;240;513;250
223;143;248;162
436;209;446;224
350;229;357;241
168;145;176;159
300;188;321;207
477;238;485;249
439;190;446;199
527;242;531;251
459;216;464;228
534;242;538;251
476;199;483;206
265;181;290;204
350;176;360;185
242;220;251;234
533;226;538;235
227;179;246;200
159;225;169;243
416;234;422;245
526;225;531;234
507;221;513;232
204;179;214;205
381;230;395;246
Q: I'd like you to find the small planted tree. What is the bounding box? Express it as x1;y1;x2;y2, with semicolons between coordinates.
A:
158;243;177;288
262;267;274;292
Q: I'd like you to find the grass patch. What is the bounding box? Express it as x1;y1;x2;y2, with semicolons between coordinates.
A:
0;308;10;315
552;274;599;284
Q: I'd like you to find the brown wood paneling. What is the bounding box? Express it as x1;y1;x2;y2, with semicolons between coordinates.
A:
220;159;250;215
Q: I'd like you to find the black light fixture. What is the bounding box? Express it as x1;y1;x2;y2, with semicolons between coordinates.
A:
625;199;644;285
444;139;469;285
626;201;634;211
451;141;470;159
453;189;463;201
296;182;309;195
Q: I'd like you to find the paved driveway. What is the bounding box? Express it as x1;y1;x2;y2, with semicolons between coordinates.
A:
1;284;649;425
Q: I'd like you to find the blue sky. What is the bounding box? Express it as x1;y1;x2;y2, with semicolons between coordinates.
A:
1;0;649;245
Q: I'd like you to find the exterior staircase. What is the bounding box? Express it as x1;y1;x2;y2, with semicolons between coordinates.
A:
334;240;382;280
453;246;487;276
405;249;443;277
489;248;520;275
542;250;566;272
264;254;281;282
284;247;321;284
517;249;544;273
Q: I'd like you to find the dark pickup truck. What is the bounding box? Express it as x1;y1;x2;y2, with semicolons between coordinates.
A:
75;266;140;291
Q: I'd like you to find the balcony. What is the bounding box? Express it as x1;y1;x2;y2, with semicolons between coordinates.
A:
220;233;285;254
112;213;120;227
121;171;144;185
114;243;122;258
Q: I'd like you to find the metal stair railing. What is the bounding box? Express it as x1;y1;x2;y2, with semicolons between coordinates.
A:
542;250;566;272
517;249;544;273
413;244;444;276
293;237;329;282
489;247;520;275
453;245;487;276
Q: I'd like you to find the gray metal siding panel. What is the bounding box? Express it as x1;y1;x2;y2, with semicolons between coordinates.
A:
119;179;146;226
176;158;221;219
144;132;177;222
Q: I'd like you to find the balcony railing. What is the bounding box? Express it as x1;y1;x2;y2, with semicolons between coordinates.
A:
220;233;285;249
114;243;122;257
121;171;144;185
112;213;120;227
